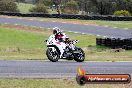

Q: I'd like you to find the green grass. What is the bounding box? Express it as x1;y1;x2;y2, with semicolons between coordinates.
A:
0;28;44;49
0;26;49;60
17;3;34;13
0;79;131;88
0;24;132;61
93;20;132;29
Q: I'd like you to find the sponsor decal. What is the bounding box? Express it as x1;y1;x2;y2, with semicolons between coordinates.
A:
76;66;131;85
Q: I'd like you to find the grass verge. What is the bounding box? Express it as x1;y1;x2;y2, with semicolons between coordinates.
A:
0;79;131;88
0;24;132;61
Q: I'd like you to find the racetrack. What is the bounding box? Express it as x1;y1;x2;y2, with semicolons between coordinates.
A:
0;60;132;78
0;16;132;38
0;16;132;79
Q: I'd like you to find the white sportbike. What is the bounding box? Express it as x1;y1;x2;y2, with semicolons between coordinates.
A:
45;35;85;62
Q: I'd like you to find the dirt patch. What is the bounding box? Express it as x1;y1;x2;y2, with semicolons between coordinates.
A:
0;24;52;34
5;47;21;53
44;19;96;25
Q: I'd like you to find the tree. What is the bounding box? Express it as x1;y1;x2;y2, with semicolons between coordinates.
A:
115;0;132;13
53;0;61;14
96;0;115;15
29;4;48;13
74;0;132;15
80;0;97;15
31;0;132;15
0;0;19;12
36;0;53;6
114;10;131;16
62;0;79;14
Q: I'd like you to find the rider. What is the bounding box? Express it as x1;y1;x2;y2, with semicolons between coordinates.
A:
52;27;76;51
53;27;68;42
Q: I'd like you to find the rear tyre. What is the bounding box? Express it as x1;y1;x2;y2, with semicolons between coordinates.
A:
46;47;60;62
74;48;85;62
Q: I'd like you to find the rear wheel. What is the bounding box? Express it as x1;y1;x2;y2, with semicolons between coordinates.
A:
74;48;85;62
46;47;60;62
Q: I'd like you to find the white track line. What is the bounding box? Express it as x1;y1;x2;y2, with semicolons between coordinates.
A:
104;25;109;27
14;24;19;25
94;25;99;26
61;22;67;23
4;22;8;24
81;33;86;35
124;28;128;30
114;27;118;29
103;36;107;37
29;19;33;20
97;35;101;36
40;20;44;21
39;27;44;29
74;32;79;34
73;23;78;24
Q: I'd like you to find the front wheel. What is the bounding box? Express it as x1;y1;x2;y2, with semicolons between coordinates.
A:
74;48;85;62
46;47;60;62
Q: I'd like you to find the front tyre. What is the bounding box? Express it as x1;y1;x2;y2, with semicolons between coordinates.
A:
46;47;59;62
74;48;85;62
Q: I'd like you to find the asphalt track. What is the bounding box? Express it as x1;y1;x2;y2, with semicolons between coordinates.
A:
0;16;132;78
0;17;132;38
0;60;132;78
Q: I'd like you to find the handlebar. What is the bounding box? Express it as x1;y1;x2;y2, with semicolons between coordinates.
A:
69;40;79;44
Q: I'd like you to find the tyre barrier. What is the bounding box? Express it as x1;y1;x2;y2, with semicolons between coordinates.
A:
96;38;132;50
0;11;132;21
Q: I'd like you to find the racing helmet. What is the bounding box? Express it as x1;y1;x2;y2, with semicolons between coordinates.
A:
53;27;61;34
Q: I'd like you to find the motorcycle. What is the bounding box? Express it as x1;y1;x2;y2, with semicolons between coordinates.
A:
45;35;85;62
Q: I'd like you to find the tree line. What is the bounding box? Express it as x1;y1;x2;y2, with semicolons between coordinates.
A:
0;0;132;16
52;0;132;15
16;0;132;15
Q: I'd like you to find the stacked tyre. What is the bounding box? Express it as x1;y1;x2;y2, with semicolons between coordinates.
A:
96;38;132;50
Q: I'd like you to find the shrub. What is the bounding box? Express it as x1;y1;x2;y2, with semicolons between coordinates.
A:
0;0;19;12
29;4;48;13
62;0;79;14
114;10;131;16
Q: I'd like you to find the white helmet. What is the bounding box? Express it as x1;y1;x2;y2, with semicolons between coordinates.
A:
53;27;61;33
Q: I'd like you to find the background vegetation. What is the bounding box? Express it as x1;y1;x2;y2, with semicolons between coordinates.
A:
29;4;48;13
0;0;132;15
61;0;79;14
0;0;19;12
17;3;34;13
114;10;131;16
